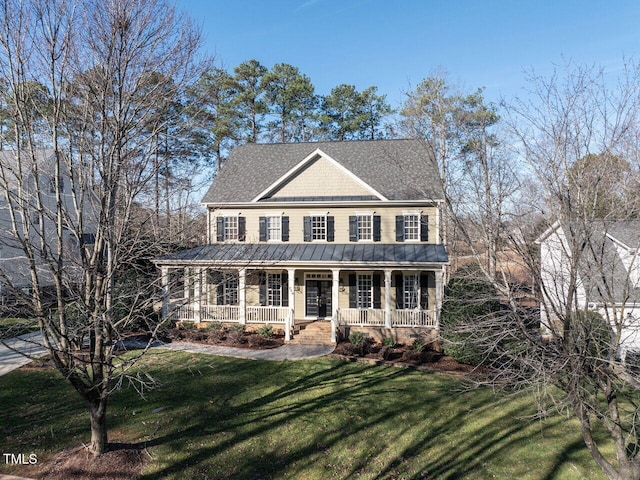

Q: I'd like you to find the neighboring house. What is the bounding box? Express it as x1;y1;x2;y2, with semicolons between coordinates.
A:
537;220;640;358
0;149;95;301
155;139;449;344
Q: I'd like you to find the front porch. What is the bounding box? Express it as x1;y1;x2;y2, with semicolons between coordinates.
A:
160;265;443;344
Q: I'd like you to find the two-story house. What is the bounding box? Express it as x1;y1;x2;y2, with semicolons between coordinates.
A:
155;139;449;344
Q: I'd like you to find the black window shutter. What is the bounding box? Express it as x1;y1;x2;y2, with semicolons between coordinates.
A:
373;215;381;242
420;216;429;242
348;274;357;308
216;283;224;305
395;216;405;242
281;272;289;307
327;216;335;242
395;273;403;309
281;216;289;241
259;217;267;241
259;272;266;306
238;216;246;241
373;274;381;309
420;273;429;309
216;217;225;242
303;216;311;242
349;216;358;242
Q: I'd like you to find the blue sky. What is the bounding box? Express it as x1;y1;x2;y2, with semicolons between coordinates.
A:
175;0;640;108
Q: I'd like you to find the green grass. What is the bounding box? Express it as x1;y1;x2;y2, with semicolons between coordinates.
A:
0;317;38;339
0;351;608;479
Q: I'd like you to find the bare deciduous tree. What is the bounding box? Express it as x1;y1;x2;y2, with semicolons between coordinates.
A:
0;0;206;456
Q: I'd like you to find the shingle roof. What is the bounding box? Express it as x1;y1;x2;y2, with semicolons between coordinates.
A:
201;139;442;204
156;243;448;266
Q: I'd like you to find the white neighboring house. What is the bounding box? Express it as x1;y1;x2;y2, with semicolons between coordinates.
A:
0;149;95;303
537;220;640;359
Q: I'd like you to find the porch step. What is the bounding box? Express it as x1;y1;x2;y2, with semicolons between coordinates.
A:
289;321;334;345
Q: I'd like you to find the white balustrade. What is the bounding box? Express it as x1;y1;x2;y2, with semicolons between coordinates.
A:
246;306;291;323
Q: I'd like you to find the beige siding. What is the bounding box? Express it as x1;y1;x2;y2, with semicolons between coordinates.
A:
209;205;440;244
270;156;373;198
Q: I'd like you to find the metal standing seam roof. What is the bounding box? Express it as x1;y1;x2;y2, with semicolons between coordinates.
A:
202;139;443;204
156;243;449;266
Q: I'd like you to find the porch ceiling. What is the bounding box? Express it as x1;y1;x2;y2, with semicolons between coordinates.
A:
155;243;448;268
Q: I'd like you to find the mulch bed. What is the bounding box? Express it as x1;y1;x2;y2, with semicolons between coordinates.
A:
31;443;147;480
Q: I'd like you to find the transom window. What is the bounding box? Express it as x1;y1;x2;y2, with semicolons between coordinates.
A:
357;215;373;241
224;216;239;241
357;273;373;309
403;274;419;309
311;215;326;241
266;216;281;241
267;273;283;306
404;214;420;241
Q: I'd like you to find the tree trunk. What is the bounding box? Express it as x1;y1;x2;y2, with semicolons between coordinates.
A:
89;399;108;456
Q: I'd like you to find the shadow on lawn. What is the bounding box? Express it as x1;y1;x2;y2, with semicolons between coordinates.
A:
120;353;590;480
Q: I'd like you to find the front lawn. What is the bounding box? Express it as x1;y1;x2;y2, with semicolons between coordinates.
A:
0;351;607;479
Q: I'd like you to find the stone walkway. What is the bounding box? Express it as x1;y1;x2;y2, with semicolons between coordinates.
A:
157;341;335;361
0;333;335;377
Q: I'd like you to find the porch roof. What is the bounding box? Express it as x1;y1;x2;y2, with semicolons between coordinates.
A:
156;243;448;268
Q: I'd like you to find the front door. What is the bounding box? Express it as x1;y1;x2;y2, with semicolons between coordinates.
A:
305;280;332;318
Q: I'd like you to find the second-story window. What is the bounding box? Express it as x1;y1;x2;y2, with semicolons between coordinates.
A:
216;215;246;242
267;216;281;241
404;214;420;241
304;214;334;242
311;215;326;240
395;213;428;242
259;215;289;242
350;214;381;242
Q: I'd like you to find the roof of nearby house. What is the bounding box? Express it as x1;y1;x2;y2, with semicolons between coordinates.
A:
0;149;55;188
201;139;442;204
540;219;640;304
156;243;448;266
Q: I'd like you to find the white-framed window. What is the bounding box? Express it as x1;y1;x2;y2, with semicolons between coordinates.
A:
403;273;419;309
311;215;326;241
404;214;420;241
357;214;373;241
221;274;238;305
267;273;283;306
266;216;282;241
224;216;239;241
357;273;373;309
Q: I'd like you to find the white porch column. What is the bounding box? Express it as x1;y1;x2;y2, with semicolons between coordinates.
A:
239;268;247;325
194;267;202;323
286;269;296;341
161;266;169;319
435;269;444;328
384;269;392;329
331;268;340;343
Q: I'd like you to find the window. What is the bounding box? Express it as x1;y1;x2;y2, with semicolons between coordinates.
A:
216;215;245;242
267;273;283;306
49;176;64;193
222;274;238;305
403;274;419;309
266;216;281;241
311;215;326;241
357;273;373;308
225;216;239;241
357;215;372;241
404;214;420;241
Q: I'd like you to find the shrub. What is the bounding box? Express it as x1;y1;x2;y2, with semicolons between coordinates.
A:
348;331;365;347
412;338;426;353
179;321;196;330
205;321;224;332
256;324;275;338
381;336;396;348
227;324;246;345
440;268;502;365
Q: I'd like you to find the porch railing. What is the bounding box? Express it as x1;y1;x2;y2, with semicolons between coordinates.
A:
246;306;290;323
391;309;436;327
338;308;386;326
337;308;437;327
201;305;240;322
